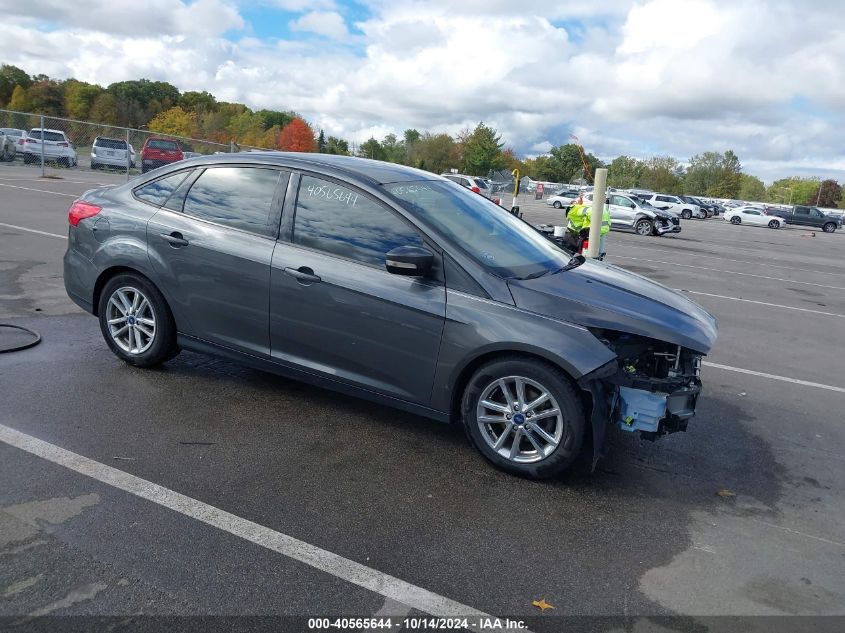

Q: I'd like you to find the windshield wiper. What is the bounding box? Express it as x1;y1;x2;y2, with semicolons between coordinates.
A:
519;254;586;280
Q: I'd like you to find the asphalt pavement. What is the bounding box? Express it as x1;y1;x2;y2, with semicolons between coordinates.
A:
1;164;844;632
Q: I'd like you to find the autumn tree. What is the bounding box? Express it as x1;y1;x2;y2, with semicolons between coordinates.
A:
7;85;30;112
278;118;316;152
148;106;197;138
807;179;842;208
27;79;65;115
64;80;104;120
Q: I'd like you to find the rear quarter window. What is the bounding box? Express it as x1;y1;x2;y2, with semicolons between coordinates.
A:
133;171;191;206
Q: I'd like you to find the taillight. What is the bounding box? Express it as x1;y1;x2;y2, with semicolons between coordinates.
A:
471;186;480;193
68;200;102;226
581;238;589;253
18;139;24;145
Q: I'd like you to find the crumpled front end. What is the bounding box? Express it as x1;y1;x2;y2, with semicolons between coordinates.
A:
597;331;702;438
578;330;706;468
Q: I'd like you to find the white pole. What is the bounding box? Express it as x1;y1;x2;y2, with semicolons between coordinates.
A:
40;115;45;177
585;168;607;258
125;128;131;181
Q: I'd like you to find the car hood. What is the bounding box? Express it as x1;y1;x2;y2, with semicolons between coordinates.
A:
507;260;718;354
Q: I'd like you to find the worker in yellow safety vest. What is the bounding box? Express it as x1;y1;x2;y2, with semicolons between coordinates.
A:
566;194;612;258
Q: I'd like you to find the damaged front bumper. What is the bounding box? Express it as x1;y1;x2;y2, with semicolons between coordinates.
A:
578;337;705;467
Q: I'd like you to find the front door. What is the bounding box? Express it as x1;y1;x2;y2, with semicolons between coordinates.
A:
270;174;446;405
147;165;288;357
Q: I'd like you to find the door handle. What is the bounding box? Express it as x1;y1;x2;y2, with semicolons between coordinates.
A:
284;266;321;285
160;232;189;247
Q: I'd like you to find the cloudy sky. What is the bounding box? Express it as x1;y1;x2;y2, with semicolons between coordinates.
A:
2;0;844;183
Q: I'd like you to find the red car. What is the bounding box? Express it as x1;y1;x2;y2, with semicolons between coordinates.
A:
141;137;184;173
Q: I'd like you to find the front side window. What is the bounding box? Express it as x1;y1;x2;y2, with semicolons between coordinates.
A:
183;167;282;236
134;171;191;206
386;179;571;279
293;175;424;266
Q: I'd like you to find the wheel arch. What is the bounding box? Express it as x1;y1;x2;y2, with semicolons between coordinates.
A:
448;349;590;424
92;266;158;316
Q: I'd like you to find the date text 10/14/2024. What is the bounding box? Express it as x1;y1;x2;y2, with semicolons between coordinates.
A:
307;617;528;630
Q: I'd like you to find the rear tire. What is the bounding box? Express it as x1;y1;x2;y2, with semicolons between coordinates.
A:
553;201;562;209
462;357;586;479
682;209;692;219
823;222;836;233
731;216;741;225
97;273;179;368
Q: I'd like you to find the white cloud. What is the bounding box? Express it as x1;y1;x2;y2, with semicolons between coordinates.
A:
0;0;243;36
2;0;845;181
290;11;349;40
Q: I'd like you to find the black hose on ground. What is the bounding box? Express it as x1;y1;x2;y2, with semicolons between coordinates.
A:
0;324;42;353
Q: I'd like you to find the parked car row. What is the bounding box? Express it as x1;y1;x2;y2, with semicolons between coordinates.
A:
1;127;189;172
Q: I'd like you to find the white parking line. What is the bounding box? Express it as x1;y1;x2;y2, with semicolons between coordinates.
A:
703;362;845;394
681;290;845;318
0;222;67;239
613;242;845;278
0;424;495;628
609;255;845;291
0;183;78;197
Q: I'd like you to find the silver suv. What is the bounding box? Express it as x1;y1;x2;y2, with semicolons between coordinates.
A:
91;136;136;170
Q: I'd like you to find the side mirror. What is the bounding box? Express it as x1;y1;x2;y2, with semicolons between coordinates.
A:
385;245;434;277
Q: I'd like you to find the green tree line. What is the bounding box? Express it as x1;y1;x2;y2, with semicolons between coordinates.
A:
2;64;841;206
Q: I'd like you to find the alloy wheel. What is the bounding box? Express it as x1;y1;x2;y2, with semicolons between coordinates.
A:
635;220;652;235
106;287;156;355
476;376;563;464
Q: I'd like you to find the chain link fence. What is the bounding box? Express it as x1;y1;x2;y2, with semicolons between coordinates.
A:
0;109;266;180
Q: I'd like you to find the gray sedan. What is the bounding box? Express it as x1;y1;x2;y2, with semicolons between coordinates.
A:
63;154;717;478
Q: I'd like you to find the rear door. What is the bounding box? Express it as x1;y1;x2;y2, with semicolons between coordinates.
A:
146;165;288;357
269;173;446;405
609;195;637;228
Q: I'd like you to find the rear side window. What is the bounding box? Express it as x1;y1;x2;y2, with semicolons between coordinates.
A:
293;174;424;266
147;139;179;151
134;171;190;206
474;179;488;189
183;167;282;236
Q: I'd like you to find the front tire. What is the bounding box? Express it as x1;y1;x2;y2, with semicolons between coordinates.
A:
731;216;741;225
768;219;780;229
823;222;836;233
98;273;179;368
635;219;653;236
462;358;586;479
553;201;562;209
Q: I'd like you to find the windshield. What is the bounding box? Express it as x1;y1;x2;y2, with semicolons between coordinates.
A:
385;180;572;279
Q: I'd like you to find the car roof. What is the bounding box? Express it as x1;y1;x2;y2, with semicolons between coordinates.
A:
168;152;443;185
29;128;65;134
95;136;125;142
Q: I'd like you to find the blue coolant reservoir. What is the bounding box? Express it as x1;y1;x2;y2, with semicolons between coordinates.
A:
617;386;668;433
